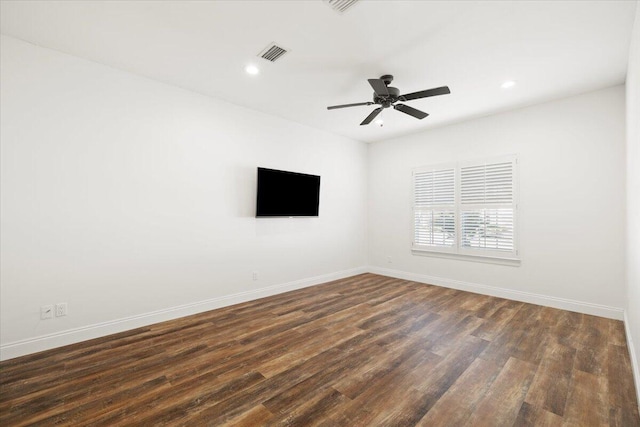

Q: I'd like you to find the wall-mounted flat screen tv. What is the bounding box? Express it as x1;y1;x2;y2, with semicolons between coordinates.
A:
256;167;320;217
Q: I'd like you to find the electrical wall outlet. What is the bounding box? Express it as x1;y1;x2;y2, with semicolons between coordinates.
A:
252;272;258;281
41;305;53;320
55;303;68;317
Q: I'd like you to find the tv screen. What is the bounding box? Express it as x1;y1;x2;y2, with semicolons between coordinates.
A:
256;168;320;217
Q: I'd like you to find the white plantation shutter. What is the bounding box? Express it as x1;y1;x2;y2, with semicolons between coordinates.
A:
460;162;513;204
412;156;518;260
460;209;514;251
413;167;455;249
459;159;516;254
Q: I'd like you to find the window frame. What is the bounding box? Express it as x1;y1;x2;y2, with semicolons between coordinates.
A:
411;155;519;262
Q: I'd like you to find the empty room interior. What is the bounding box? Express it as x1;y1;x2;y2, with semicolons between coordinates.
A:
1;0;640;425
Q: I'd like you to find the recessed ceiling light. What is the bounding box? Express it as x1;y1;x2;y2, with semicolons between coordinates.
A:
501;80;516;89
245;65;260;75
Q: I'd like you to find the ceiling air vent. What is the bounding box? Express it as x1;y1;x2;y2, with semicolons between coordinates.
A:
258;43;288;62
323;0;360;13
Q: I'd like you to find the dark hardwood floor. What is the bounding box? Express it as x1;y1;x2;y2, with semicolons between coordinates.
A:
1;273;638;426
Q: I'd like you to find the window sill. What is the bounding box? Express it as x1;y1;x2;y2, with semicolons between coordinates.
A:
411;249;521;266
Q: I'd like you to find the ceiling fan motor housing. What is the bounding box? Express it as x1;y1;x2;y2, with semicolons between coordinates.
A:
374;86;400;107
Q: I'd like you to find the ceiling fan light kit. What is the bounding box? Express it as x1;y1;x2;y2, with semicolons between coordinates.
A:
327;75;451;126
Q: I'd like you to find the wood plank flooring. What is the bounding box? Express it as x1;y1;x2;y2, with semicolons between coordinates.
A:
1;273;638;426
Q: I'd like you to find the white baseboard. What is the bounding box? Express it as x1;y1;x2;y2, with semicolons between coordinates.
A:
1;265;627;361
0;266;368;361
624;311;640;413
368;266;624;320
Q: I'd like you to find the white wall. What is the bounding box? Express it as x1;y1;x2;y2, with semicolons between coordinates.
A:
0;36;368;359
625;0;640;407
369;86;626;317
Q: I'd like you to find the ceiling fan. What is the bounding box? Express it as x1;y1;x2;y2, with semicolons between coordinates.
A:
327;75;450;126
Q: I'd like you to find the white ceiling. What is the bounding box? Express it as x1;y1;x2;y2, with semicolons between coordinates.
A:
0;0;636;143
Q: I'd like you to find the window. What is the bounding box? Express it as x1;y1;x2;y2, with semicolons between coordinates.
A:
413;156;518;260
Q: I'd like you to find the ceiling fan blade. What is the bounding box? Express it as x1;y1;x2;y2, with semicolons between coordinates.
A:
368;79;389;97
327;102;374;110
394;103;429;119
400;86;451;101
360;107;383;126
